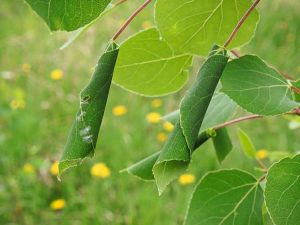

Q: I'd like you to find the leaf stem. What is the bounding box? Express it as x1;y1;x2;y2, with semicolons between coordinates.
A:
213;109;300;131
213;115;263;130
291;86;300;95
114;0;129;7
112;0;152;41
223;0;261;48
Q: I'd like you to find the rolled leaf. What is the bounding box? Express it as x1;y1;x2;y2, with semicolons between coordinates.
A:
153;46;229;194
124;130;215;181
292;79;300;102
238;128;256;158
213;128;233;163
161;92;237;132
59;43;119;178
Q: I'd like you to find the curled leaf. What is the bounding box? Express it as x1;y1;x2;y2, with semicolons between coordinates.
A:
59;43;119;178
153;46;228;194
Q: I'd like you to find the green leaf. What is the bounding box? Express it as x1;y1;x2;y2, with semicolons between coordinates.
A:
292;79;300;102
180;48;229;150
213;128;233;163
153;47;228;194
155;0;259;56
221;55;299;115
124;130;214;182
162;92;237;132
184;169;264;225
58;43;119;178
265;155;300;225
124;152;160;181
238;128;256;158
25;0;111;31
153;122;190;194
113;28;192;96
60;3;115;50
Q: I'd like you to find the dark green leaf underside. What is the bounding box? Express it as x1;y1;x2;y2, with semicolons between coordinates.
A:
25;0;111;31
59;43;119;177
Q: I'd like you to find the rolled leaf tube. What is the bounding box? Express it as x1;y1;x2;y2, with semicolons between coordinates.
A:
153;46;229;194
59;43;119;178
212;128;233;163
124;130;216;181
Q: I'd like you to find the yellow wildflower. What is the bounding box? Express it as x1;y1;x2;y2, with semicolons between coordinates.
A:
297;66;300;73
151;99;162;108
50;199;66;210
142;21;153;29
146;112;161;124
21;63;31;73
157;132;167;143
256;149;268;160
50;161;59;176
163;121;174;132
23;163;35;174
90;163;111;178
50;69;64;80
10;99;25;110
178;173;196;185
112;105;127;117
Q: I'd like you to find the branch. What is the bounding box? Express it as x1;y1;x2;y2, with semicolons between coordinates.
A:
291;86;300;95
112;0;152;41
213;115;263;130
114;0;128;7
224;0;261;48
213;109;300;131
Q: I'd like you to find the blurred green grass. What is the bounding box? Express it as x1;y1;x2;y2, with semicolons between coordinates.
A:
0;0;300;224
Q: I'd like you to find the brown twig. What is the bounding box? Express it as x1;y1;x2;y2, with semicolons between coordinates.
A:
230;49;240;58
256;158;268;171
224;0;261;48
291;86;300;95
213;115;263;130
213;109;300;131
259;175;266;182
112;0;152;41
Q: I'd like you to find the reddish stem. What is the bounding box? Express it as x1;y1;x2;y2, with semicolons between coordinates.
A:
291;86;300;95
213;115;263;130
230;49;240;58
224;0;261;48
114;0;128;7
112;0;152;41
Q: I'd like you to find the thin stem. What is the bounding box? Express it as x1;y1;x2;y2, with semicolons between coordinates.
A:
224;0;261;48
256;158;268;171
259;175;266;182
291;86;300;95
213;115;263;130
230;49;240;58
213;109;300;131
115;0;128;7
112;0;152;41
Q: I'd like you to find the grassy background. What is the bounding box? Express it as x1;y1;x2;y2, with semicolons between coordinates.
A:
0;0;300;224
